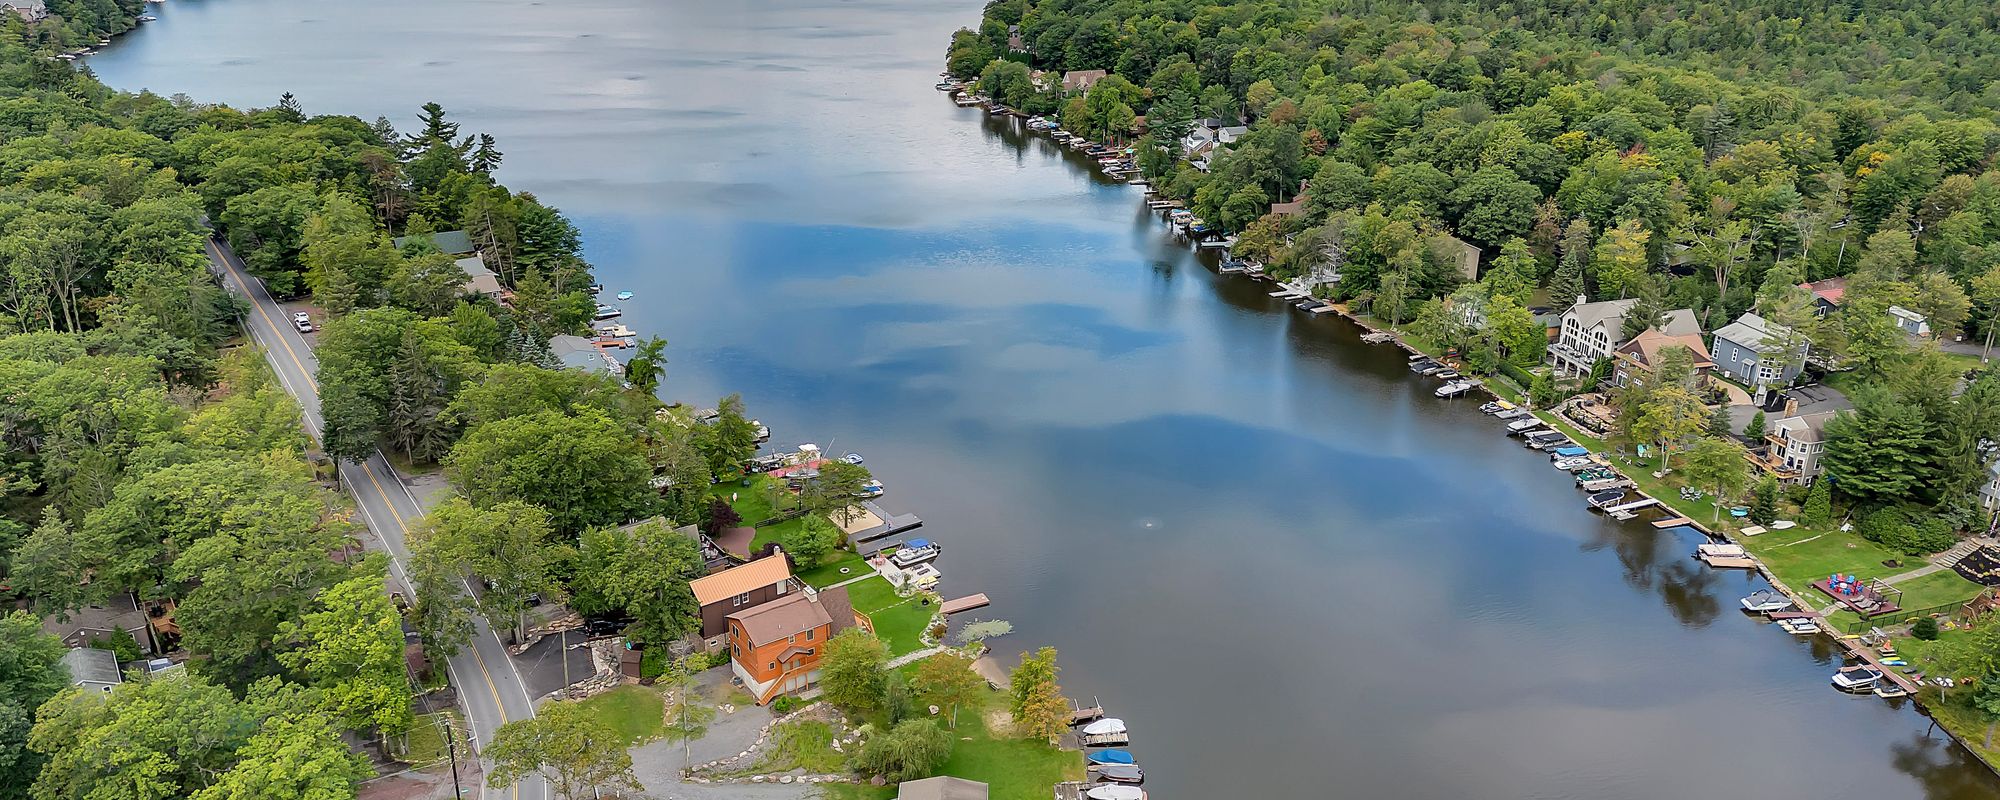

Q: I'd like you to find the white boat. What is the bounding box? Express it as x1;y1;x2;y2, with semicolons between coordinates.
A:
1739;590;1792;613
1831;665;1883;691
1552;456;1595;471
888;538;940;568
1080;718;1126;736
1493;408;1529;420
854;480;884;498
1874;682;1910;698
593;305;621;320
1086;787;1145;800
1505;418;1545;434
615;291;634;301
1778;618;1819;635
1434;380;1476;398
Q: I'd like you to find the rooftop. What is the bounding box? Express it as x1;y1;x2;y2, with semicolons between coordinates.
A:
1772;410;1842;443
1800;277;1848;306
1566;297;1638;332
689;555;792;607
1714;312;1796;353
728;589;836;647
1060;70;1108;92
391;229;476;255
897;776;989;800
549;334;614;374
456;254;505;296
60;647;122;687
1618;327;1713;369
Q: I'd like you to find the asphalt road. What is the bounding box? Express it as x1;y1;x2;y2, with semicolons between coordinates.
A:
206;239;546;800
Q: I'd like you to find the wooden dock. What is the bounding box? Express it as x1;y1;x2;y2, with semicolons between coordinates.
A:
940;593;990;615
1053;782;1091;800
1652;516;1693;528
1603;497;1661;514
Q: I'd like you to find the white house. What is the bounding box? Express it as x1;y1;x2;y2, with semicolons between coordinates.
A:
1981;459;2000;515
2;0;49;22
1548;297;1636;377
1759;411;1840;485
1887;305;1931;338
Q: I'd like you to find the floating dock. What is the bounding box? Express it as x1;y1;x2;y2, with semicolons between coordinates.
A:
940;594;990;615
1651;517;1693;528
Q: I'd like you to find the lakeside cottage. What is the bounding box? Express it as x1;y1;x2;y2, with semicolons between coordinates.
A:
1548;297;1636;377
1060;70;1107;93
688;554;799;651
1611;326;1713;388
454;253;508;300
726;586;868;704
1799;277;1847;317
41;592;161;656
549;334;619;375
1711;311;1806;388
1750;410;1840;484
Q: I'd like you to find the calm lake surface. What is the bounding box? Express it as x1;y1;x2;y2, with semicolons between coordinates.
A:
90;1;2000;797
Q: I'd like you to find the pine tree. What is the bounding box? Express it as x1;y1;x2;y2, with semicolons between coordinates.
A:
1707;404;1734;439
1743;410;1766;440
386;333;452;463
471;134;504;174
1802;477;1833;527
275;91;304;123
1751;475;1779;524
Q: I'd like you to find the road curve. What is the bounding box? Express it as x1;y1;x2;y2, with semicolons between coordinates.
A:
205;238;546;800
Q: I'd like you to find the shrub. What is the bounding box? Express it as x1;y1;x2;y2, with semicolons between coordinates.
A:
1911;617;1940;640
852;719;953;782
771;695;803;715
1910;517;1958;555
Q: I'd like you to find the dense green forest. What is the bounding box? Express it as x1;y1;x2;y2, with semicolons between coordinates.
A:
0;4;777;797
950;0;2000;508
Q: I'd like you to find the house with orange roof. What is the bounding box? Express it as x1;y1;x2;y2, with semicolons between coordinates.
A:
689;554;800;651
726;586;869;704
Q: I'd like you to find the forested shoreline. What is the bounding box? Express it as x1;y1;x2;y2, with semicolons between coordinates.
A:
0;4;775;797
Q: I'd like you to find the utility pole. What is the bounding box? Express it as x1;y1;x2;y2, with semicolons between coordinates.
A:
444;716;464;799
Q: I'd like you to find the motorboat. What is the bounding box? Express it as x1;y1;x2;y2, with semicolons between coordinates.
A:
1493;408;1529;420
1552;456;1596;471
1086;749;1136;766
1432;369;1461;380
1409;359;1442;374
615;291;634;301
593;305;621;320
854;480;885;498
1526;431;1571;449
1549;446;1591;459
1505;418;1545;434
1831;665;1884;691
1435;381;1476;398
1080;718;1127;737
1739;590;1793;613
1778;618;1820;635
1874;682;1910;698
1478;401;1503;413
841;452;865;464
889;538;940;568
1091;764;1144;785
1085;786;1145;800
1587;490;1628;509
1579;477;1630;492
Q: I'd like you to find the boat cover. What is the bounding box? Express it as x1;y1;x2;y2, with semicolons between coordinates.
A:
1551;446;1589;457
906;538;931;549
1080;718;1126;736
1086;786;1145;800
1086;750;1136;765
1094;765;1143;781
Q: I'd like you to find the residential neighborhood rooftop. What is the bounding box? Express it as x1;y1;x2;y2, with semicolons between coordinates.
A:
728;589;840;647
1713;312;1794;352
689;555;792;606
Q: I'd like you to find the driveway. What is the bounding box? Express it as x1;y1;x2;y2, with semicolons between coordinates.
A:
511;630;598;699
628;667;815;800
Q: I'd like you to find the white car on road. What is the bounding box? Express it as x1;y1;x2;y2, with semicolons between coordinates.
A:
290;311;313;333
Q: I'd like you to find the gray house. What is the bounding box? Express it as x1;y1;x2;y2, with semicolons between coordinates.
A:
1711;312;1806;388
60;648;123;694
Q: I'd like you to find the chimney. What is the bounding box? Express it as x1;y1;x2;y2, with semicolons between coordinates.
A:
1576;294;1587;308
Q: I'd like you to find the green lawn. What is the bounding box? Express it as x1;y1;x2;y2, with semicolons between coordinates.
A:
824;674;1085;800
799;551;870;588
1885;569;1984;611
1739;525;1903;590
715;474;798;525
573;685;664;746
844;576;936;656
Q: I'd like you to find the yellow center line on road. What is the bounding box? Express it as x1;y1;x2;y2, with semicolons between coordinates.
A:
209;239;525;799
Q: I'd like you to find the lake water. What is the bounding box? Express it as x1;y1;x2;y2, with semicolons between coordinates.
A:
89;1;2000;797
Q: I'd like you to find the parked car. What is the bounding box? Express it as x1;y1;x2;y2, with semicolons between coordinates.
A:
290;311;313;333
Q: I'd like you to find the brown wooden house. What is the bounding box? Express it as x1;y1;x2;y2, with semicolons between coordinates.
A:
688;554;800;650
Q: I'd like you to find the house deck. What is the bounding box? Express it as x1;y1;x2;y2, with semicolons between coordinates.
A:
1813;578;1903;618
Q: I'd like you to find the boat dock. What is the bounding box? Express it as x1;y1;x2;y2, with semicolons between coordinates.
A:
940;593;990;615
847;500;923;542
1069;699;1104;724
1075;730;1128;747
1651;516;1693;528
1697;543;1759;569
1602;497;1661;514
1054;782;1091;800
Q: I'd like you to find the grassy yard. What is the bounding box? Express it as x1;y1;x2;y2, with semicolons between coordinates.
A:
799;551;871;588
574;685;665;746
845;575;937;657
1738;525;1903;590
1887;569;1985;611
715;474;798;525
822;677;1085;800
